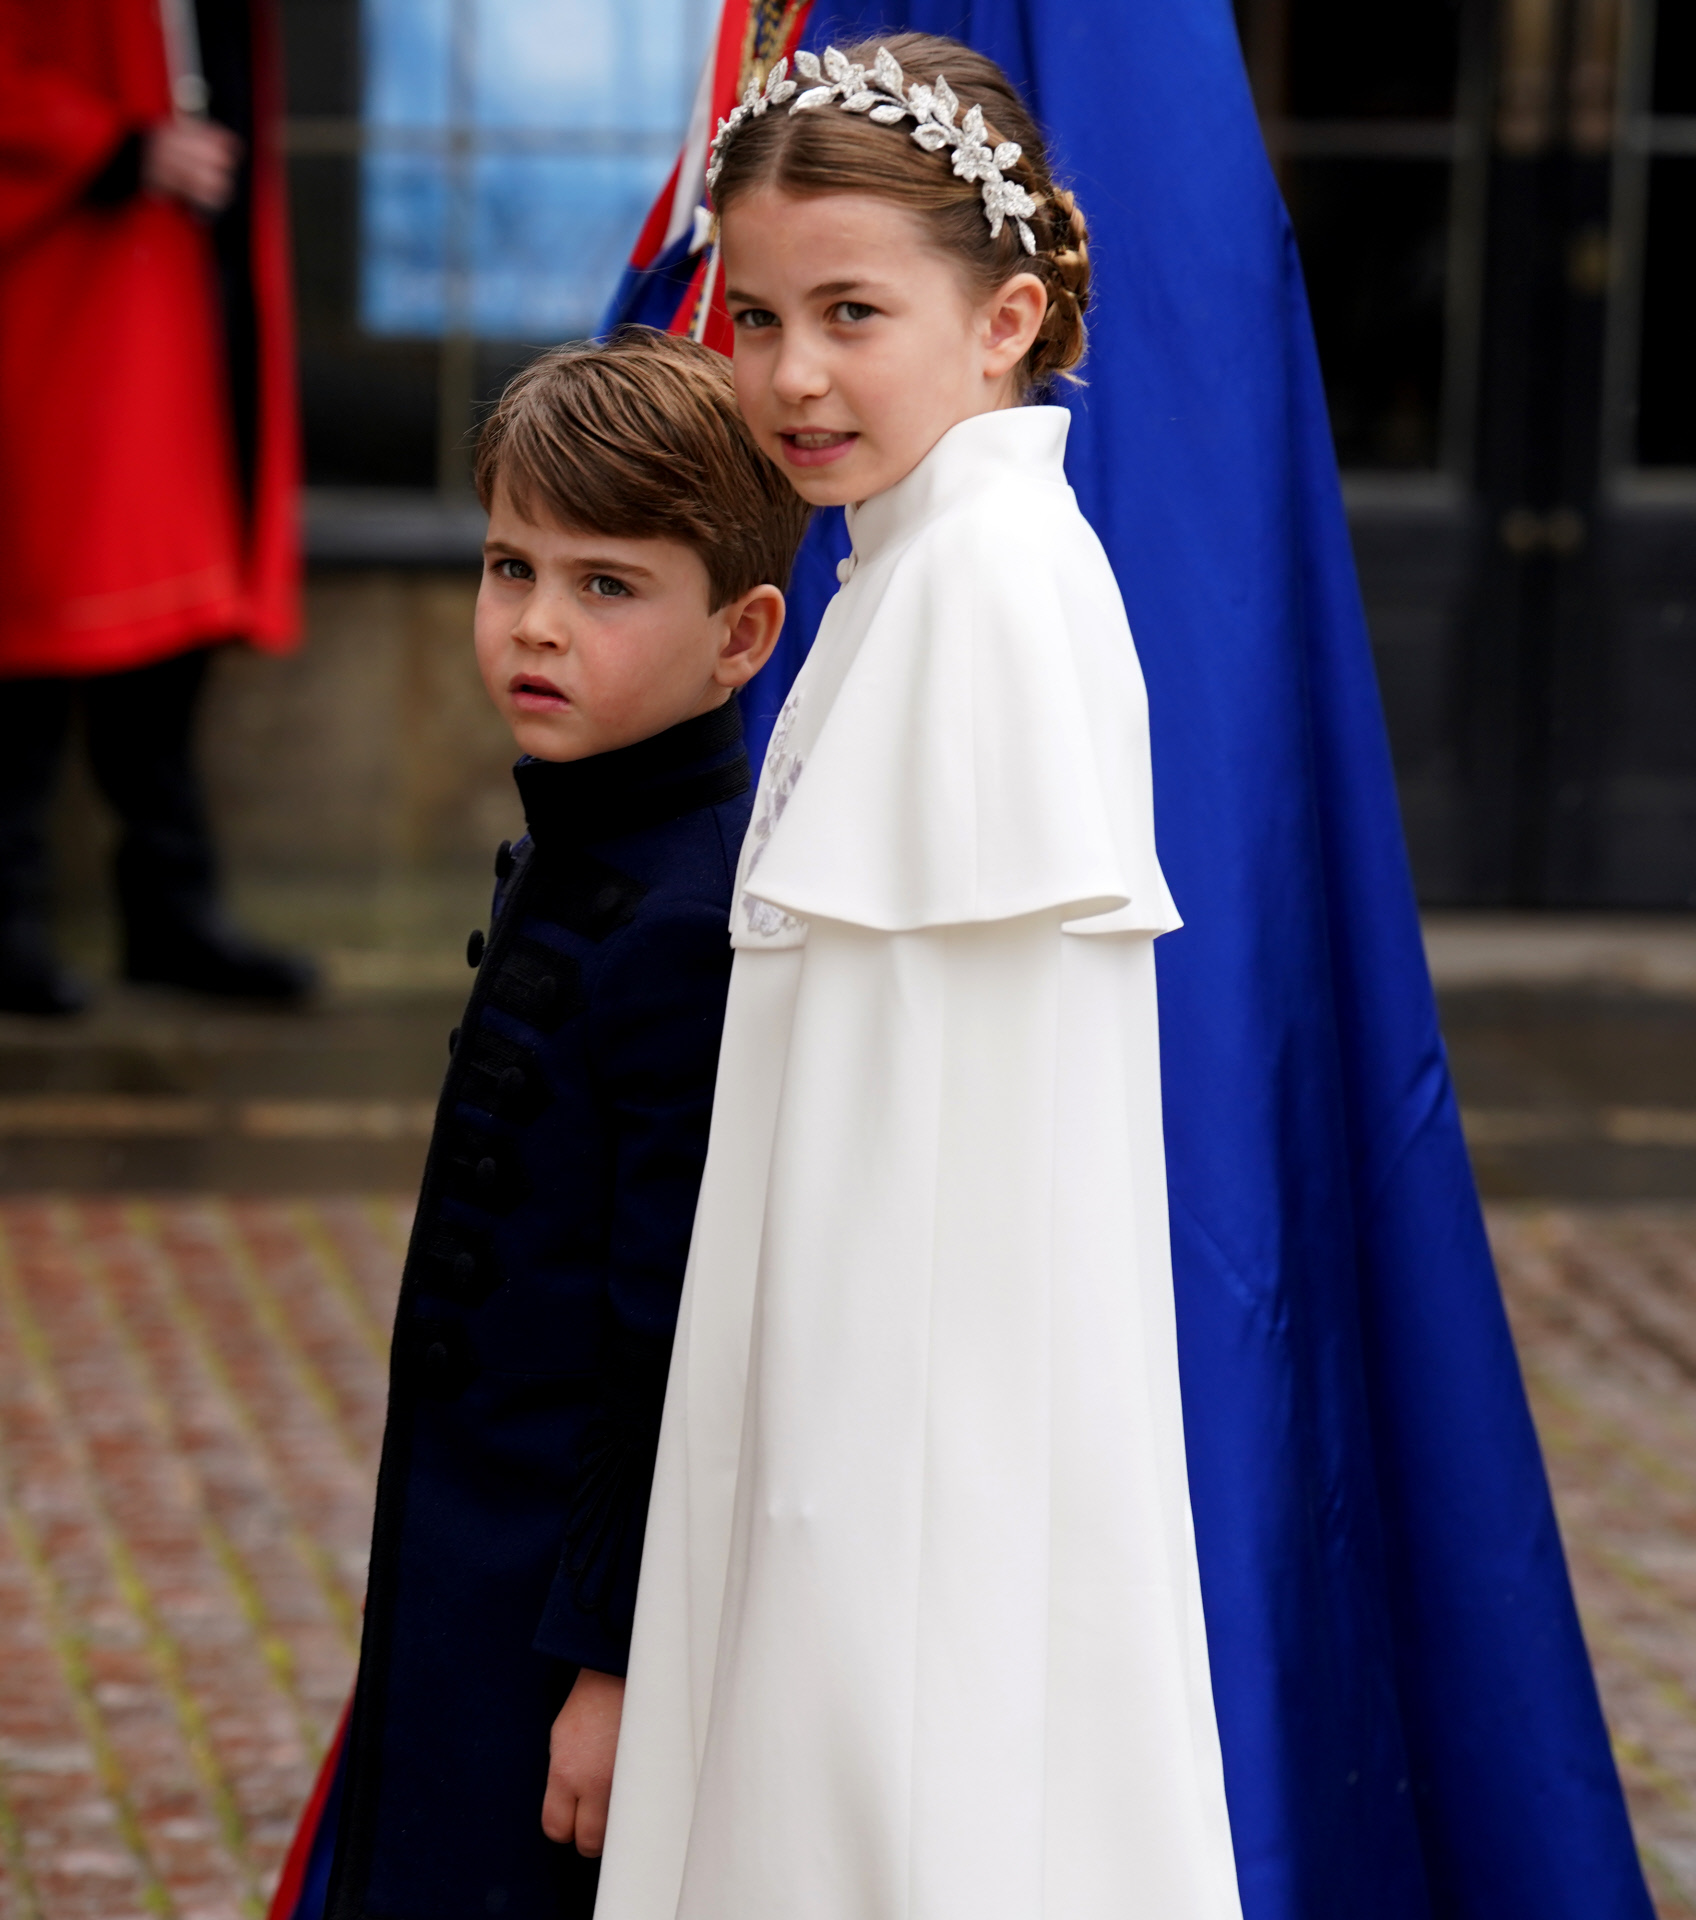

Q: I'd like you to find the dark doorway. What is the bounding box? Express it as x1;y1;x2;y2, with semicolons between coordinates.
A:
1237;0;1696;907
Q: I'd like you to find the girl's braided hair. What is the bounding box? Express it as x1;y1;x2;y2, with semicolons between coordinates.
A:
710;33;1089;395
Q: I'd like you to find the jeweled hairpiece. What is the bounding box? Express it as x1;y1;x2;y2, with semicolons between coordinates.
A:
706;45;1040;255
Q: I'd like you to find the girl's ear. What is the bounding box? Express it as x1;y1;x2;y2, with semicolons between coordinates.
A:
982;273;1048;381
714;583;787;689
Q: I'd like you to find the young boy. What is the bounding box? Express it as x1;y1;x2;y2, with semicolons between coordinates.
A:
321;329;810;1920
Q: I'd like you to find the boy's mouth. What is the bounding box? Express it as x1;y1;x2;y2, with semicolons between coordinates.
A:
780;430;858;469
510;674;570;713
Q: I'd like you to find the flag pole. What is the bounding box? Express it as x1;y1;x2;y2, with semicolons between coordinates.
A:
691;245;723;345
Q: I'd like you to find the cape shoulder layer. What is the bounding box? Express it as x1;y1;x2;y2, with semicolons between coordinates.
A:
735;406;1181;944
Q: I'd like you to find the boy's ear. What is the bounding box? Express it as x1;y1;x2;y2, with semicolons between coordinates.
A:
713;584;786;691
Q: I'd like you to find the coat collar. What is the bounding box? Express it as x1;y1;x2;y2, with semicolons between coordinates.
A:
844;406;1071;571
514;699;749;848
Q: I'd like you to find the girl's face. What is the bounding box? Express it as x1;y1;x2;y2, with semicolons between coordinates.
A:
722;187;1047;507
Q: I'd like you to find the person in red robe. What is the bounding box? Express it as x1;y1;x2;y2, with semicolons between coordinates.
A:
0;0;312;1012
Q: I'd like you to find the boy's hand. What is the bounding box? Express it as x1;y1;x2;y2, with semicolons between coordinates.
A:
542;1667;626;1855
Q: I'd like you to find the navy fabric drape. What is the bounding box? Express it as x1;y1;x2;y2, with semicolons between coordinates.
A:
743;3;1652;1914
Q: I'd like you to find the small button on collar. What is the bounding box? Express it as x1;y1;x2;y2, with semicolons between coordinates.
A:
835;554;857;585
466;929;486;968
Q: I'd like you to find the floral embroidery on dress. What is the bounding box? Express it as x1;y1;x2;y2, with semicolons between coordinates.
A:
741;691;805;939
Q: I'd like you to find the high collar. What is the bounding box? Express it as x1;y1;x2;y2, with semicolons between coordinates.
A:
513;700;749;849
844;406;1071;570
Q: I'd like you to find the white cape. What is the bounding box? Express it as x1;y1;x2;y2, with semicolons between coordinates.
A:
596;408;1242;1920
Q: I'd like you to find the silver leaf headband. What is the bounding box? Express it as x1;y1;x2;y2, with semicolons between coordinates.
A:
705;44;1040;255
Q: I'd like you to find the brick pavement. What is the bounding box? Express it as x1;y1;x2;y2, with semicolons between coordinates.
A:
0;1199;1693;1916
0;1199;405;1920
1491;1206;1696;1919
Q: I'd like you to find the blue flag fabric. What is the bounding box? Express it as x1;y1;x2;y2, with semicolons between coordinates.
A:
743;3;1653;1914
742;499;850;759
602;225;707;338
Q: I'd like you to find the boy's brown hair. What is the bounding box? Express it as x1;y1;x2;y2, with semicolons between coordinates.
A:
474;327;811;611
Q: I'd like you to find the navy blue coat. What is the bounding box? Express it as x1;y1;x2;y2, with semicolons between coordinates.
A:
327;703;752;1920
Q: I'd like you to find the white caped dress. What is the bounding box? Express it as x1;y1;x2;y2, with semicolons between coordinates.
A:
594;406;1242;1920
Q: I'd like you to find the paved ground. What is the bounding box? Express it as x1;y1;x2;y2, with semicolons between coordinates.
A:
0;992;459;1196
0;1198;402;1920
1492;1206;1696;1918
0;1196;1691;1916
0;915;1689;1911
3;948;1695;1202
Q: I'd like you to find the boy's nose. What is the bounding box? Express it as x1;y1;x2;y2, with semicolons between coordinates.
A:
511;588;574;652
511;610;568;653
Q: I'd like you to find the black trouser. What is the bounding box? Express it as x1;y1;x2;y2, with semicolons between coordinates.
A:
0;648;220;958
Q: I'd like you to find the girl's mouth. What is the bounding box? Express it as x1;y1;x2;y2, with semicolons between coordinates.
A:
780;430;858;468
510;677;570;713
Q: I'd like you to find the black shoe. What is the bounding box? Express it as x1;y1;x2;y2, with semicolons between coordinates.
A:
0;920;88;1016
125;921;318;1004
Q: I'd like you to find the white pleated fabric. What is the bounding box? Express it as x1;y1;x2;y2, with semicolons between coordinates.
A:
594;408;1242;1920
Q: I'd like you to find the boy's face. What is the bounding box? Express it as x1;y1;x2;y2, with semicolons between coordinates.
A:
476;482;784;762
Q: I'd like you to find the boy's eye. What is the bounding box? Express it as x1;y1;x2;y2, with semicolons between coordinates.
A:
732;306;778;331
587;574;631;598
832;301;877;324
492;556;532;581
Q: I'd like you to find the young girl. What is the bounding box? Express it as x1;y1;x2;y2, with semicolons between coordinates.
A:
597;35;1242;1919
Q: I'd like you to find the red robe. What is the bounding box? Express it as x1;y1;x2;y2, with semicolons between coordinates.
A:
0;0;298;677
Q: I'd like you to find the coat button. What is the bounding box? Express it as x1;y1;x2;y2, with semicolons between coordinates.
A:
447;1025;461;1056
498;1065;527;1104
466;929;486;968
423;1340;450;1380
494;839;514;880
475;1156;499;1192
453;1249;477;1286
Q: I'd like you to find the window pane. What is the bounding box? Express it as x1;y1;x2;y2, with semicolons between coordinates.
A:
1652;0;1696;115
1288;0;1461;119
1638;157;1696;466
293;151;443;486
1286;159;1451;468
363;0;453;127
468;155;672;339
360;153;452;336
285;0;713;486
281;0;359;114
467;0;697;132
360;0;709;341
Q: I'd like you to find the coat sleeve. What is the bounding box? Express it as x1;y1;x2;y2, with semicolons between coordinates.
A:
0;5;135;250
532;899;734;1674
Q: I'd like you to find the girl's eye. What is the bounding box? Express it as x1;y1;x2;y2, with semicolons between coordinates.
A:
587;575;631;599
732;306;778;331
832;301;877;325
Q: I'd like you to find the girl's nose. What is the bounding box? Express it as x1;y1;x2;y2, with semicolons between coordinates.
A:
772;334;829;406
